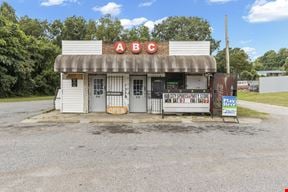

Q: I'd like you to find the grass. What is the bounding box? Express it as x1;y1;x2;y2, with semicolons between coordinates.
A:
238;91;288;107
237;106;268;119
0;96;54;103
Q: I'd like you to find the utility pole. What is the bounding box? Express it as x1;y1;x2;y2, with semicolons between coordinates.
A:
225;15;230;74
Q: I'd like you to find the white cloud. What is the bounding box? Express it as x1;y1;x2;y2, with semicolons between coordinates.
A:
41;0;78;6
139;0;156;7
242;47;257;60
120;17;148;28
244;0;288;23
144;17;167;31
120;17;167;31
208;0;233;3
93;2;122;16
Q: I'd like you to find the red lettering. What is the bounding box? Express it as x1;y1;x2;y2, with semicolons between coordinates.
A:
114;41;158;54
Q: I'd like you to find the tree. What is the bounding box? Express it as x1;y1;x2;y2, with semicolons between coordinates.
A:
152;16;220;52
0;15;33;97
121;25;150;42
215;48;252;74
256;50;278;70
0;2;17;22
19;16;48;38
283;58;288;73
95;15;123;42
277;48;288;69
0;2;61;97
253;48;288;71
240;70;253;80
84;20;97;40
27;38;60;95
48;19;64;46
62;16;86;40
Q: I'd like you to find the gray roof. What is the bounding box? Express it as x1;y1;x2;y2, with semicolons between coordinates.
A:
54;54;217;73
257;70;286;75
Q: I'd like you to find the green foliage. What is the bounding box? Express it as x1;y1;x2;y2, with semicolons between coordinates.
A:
19;16;48;38
0;15;32;97
0;2;17;22
240;70;253;80
283;58;288;73
121;25;150;42
215;48;252;74
62;16;87;40
254;48;288;70
84;20;97;40
27;38;60;95
152;16;220;52
48;19;64;46
0;2;60;97
95;15;123;42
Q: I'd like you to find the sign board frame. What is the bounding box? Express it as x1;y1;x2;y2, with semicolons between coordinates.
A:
162;91;211;118
222;96;239;123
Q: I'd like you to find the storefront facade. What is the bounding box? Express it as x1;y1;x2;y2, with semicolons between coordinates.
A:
54;40;217;114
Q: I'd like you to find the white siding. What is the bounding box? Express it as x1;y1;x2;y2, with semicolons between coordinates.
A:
54;89;61;110
61;78;84;113
259;76;288;93
169;41;210;56
62;41;102;55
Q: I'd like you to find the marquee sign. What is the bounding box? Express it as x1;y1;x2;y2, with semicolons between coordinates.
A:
114;41;158;54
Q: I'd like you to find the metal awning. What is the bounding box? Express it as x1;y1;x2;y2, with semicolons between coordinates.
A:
54;55;217;73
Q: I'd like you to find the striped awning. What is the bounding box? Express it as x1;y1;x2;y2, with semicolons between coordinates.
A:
54;55;217;73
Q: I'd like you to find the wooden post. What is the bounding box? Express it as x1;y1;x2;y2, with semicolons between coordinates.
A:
225;15;230;74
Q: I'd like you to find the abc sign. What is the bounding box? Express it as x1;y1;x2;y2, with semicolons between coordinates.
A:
114;41;158;54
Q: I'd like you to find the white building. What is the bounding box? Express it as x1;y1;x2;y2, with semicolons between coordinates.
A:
54;40;217;114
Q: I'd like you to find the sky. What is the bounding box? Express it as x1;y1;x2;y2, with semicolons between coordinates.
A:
3;0;288;59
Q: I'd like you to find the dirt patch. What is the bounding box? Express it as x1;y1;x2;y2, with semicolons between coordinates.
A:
90;123;266;136
147;123;267;135
91;125;141;134
203;124;267;135
147;124;200;133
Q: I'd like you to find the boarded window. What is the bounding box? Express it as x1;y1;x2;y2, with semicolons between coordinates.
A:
71;79;78;87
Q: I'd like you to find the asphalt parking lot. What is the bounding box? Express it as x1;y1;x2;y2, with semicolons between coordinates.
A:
0;100;288;192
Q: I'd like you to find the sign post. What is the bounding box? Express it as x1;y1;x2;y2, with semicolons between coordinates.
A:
222;96;239;123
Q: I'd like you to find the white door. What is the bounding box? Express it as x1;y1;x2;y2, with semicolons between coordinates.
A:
130;76;146;112
89;76;106;112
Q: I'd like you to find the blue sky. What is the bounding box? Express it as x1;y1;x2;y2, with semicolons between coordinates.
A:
4;0;288;59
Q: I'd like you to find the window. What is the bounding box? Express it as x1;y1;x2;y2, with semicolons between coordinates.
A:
165;73;185;90
94;79;104;95
133;80;143;95
71;79;77;87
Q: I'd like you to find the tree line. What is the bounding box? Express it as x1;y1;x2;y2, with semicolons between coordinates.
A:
216;47;288;80
0;2;220;98
0;2;287;97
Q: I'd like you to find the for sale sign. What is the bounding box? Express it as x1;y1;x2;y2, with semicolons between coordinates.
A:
222;96;237;117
